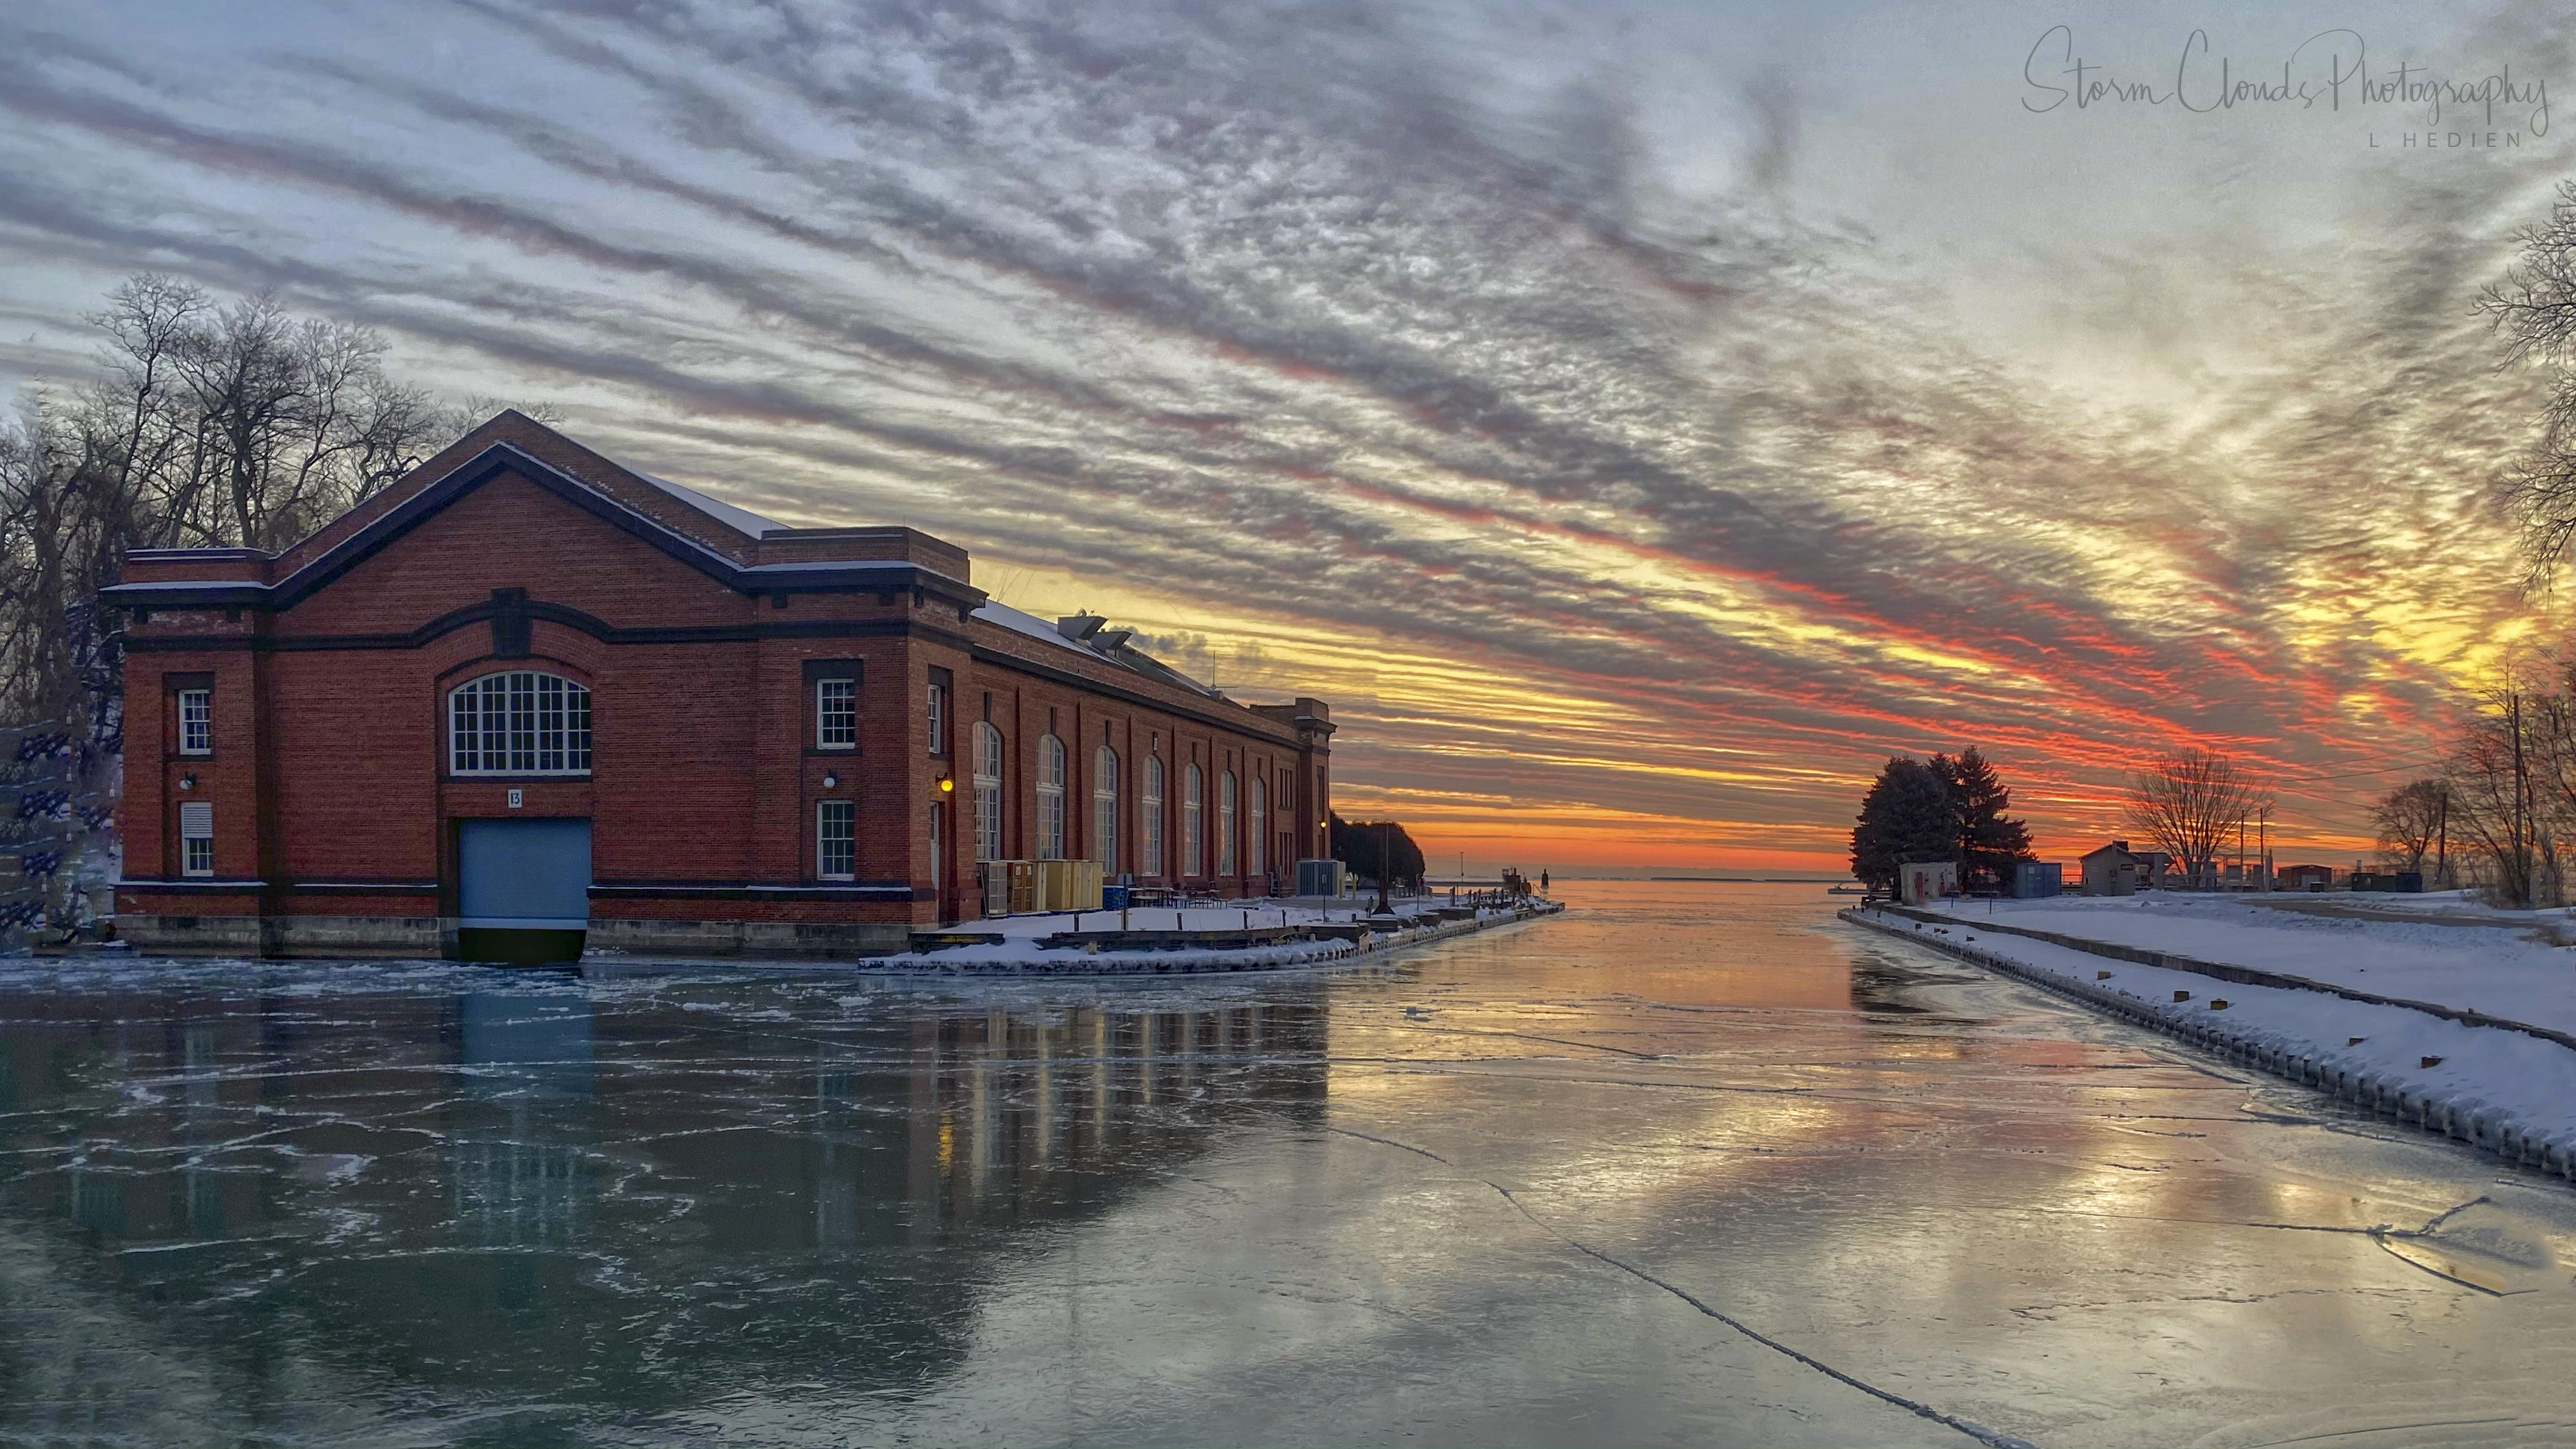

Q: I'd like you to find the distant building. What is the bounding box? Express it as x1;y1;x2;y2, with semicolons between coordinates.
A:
2079;841;2171;897
2009;861;2063;899
2277;863;2333;891
1900;861;1959;905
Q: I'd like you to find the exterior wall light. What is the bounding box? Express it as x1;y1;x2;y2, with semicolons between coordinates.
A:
178;774;197;791
938;774;955;793
822;771;840;789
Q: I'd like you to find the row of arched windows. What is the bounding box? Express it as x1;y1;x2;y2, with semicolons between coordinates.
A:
444;670;1289;880
969;723;1277;878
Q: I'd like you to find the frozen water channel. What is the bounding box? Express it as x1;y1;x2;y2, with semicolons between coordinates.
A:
7;882;2576;1447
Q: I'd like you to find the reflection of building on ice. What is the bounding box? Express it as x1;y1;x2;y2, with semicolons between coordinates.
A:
804;995;1330;1245
452;994;596;1249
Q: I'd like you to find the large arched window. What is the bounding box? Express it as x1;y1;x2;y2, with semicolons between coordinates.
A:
1218;770;1238;875
974;722;1005;862
1182;763;1204;877
1092;746;1119;870
1036;733;1066;860
450;671;591;775
1250;774;1267;878
1142;755;1165;877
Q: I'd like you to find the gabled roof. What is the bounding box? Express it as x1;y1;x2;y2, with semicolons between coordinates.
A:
104;412;983;613
106;411;1296;734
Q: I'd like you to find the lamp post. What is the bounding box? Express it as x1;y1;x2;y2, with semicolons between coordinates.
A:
1375;819;1392;915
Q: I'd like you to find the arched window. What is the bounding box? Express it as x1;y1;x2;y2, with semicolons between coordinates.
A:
1182;763;1204;877
1142;755;1165;877
1036;733;1066;860
974;722;1005;862
1217;770;1238;876
450;671;591;775
1093;746;1119;870
1250;774;1267;878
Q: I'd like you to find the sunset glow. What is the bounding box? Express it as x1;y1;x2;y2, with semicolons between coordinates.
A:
3;1;2566;871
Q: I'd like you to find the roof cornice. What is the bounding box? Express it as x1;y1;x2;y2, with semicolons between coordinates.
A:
103;442;987;614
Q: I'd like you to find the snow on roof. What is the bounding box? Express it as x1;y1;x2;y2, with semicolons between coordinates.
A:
742;559;932;575
973;600;1079;648
971;601;1222;697
631;469;787;539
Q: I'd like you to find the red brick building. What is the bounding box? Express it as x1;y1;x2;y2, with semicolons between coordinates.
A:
105;413;1334;960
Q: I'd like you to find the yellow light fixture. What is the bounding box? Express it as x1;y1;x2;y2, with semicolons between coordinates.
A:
938;775;955;793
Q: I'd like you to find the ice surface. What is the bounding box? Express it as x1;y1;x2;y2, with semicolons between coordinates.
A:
7;883;2576;1447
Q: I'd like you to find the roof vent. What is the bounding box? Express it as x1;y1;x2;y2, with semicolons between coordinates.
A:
1057;612;1107;641
1095;628;1133;650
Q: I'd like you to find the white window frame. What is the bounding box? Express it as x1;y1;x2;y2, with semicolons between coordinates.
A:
179;800;214;877
1183;763;1204;878
1093;746;1119;870
817;677;857;750
1218;770;1238;876
927;681;947;755
1142;755;1165;877
1250;773;1267;877
448;671;591;776
817;799;856;880
176;688;211;756
929;801;943;891
974;722;1004;862
1036;734;1066;861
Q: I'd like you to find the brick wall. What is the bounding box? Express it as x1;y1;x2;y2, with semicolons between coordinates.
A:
113;425;1332;953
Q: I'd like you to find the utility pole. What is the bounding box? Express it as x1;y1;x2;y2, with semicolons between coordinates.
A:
2435;781;2449;889
1375;820;1392;915
2257;800;2271;892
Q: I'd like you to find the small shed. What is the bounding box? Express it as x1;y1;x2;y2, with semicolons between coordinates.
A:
1900;861;1959;905
2080;841;2147;897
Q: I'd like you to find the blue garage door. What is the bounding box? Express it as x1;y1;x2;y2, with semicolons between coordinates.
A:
459;818;592;930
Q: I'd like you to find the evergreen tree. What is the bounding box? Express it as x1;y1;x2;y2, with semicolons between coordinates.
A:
1849;757;1956;893
1329;814;1428;889
1938;745;2036;889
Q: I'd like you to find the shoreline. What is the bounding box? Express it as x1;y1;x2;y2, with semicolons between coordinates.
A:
1841;904;2576;1185
785;897;1564;976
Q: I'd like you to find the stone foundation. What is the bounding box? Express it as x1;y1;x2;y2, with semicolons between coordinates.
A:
575;917;912;958
120;914;913;960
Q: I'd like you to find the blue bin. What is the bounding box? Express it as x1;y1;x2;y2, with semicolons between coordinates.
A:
1102;884;1131;910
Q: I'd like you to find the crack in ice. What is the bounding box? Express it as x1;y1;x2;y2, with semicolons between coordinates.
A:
1320;1124;2039;1448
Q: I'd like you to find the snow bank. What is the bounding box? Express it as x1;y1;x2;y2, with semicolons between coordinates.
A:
1845;905;2576;1180
1918;893;2576;1035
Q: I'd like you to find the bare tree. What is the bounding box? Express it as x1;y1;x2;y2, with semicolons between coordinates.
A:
2372;778;2447;876
2480;181;2576;589
2122;748;2262;888
0;275;467;936
2447;681;2548;906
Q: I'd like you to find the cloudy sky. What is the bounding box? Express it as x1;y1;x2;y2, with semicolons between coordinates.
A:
3;0;2570;871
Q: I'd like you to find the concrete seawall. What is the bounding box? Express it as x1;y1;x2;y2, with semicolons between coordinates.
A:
1842;906;2576;1185
872;898;1567;976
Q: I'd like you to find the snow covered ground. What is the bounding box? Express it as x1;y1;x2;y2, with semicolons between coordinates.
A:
1919;892;2576;1035
1854;895;2576;1172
